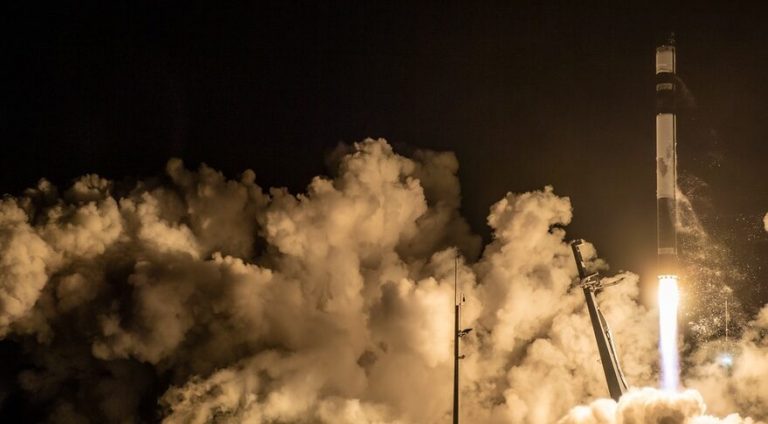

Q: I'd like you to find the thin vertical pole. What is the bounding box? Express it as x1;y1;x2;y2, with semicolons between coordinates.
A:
725;298;729;343
452;255;459;424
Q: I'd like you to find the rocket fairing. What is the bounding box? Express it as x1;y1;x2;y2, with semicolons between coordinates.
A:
656;34;678;274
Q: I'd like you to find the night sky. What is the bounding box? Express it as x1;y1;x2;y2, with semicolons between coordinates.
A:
5;2;768;304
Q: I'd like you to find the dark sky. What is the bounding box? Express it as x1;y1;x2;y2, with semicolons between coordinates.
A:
4;2;767;305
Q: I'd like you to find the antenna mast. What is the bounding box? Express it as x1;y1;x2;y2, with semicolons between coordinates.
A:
725;298;729;343
453;255;459;424
453;255;472;424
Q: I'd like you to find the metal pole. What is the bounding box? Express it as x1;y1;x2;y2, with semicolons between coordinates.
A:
725;298;729;343
452;255;459;424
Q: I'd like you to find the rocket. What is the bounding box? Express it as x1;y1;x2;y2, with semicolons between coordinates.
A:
656;33;683;393
656;34;678;274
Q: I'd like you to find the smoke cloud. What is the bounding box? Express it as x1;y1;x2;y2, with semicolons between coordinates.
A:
559;388;756;424
0;139;764;423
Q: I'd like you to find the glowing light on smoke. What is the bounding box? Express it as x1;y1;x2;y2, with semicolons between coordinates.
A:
658;274;680;391
717;353;733;368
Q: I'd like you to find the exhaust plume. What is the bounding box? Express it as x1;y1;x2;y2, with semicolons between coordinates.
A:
0;139;764;423
658;275;681;391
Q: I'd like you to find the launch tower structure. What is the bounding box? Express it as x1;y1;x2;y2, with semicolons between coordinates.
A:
571;240;629;400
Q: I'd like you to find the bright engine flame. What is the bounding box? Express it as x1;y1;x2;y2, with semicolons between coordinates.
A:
658;274;680;391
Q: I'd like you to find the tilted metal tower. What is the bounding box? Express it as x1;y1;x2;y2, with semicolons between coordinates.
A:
571;239;628;400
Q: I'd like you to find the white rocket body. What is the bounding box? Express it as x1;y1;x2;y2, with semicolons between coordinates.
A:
655;40;678;273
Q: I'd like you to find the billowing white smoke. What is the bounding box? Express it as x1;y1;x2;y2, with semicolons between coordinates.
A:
0;139;763;423
559;388;756;424
684;305;768;420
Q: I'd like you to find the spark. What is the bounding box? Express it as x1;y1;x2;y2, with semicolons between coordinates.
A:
658;274;680;392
